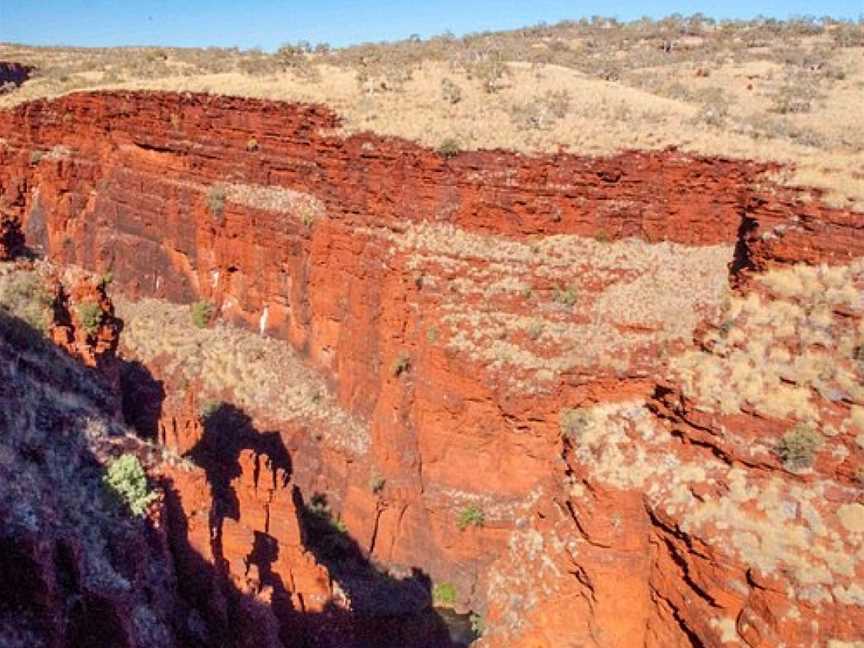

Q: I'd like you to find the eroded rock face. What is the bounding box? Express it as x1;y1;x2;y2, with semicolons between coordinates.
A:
1;91;863;646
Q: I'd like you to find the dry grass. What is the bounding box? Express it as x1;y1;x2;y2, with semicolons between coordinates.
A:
1;18;863;209
115;295;369;455
672;260;864;422
368;221;731;391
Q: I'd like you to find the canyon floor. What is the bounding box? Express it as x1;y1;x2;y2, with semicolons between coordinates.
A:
1;17;863;648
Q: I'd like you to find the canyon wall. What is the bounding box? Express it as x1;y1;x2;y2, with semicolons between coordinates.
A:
1;90;863;647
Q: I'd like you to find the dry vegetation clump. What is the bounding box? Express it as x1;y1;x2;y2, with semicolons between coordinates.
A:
0;267;54;335
206;184;226;220
509;90;570;130
776;424;823;470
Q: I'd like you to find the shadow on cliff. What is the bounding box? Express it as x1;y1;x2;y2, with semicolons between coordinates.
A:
129;393;468;647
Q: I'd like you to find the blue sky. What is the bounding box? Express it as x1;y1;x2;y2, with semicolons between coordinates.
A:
1;1;861;50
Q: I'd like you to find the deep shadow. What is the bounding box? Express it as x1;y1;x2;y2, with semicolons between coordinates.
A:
182;402;467;647
730;213;759;279
119;360;166;441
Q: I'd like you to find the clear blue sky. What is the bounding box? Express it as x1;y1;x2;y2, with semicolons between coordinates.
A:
1;1;860;50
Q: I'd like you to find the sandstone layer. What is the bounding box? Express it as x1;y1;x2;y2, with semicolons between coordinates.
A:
1;90;863;647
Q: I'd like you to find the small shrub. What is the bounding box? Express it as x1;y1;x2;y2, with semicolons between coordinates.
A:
440;78;462;104
775;424;822;469
369;473;386;494
464;49;509;93
207;185;226;219
199;400;221;420
393;353;411;376
457;505;485;530
29;150;45;165
769;84;814;114
190;301;215;328
553;284;578;307
438;138;461;159
426;326;438;343
593;230;611;243
432;582;457;606
103;454;158;517
98;271;114;288
560;408;591;438
75;301;103;336
527;322;544;340
246;137;259;152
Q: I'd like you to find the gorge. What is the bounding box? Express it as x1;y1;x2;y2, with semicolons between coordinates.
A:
1;88;863;647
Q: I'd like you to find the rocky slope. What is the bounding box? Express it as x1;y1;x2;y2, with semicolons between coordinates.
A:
0;90;863;647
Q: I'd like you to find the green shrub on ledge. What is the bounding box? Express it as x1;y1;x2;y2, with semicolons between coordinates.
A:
190;300;215;328
457;504;485;530
76;300;103;335
103;454;157;517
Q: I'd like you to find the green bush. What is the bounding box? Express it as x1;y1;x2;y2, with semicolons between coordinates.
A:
776;424;822;469
432;582;457;606
103;454;157;516
457;505;485;530
190;301;215;328
76;301;103;335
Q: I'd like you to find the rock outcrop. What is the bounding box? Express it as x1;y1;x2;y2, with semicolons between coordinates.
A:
0;61;32;91
1;90;863;646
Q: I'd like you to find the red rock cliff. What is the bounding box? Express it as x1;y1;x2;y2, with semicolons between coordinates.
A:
1;91;863;647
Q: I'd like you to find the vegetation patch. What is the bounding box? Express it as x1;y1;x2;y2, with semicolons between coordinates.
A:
432;581;457;606
776;424;823;470
368;471;386;494
103;454;158;517
0;270;54;334
392;353;411;376
553;284;578;307
207;185;227;219
560;407;591;438
190;300;215;328
457;504;485;530
75;300;102;335
437;138;461;159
